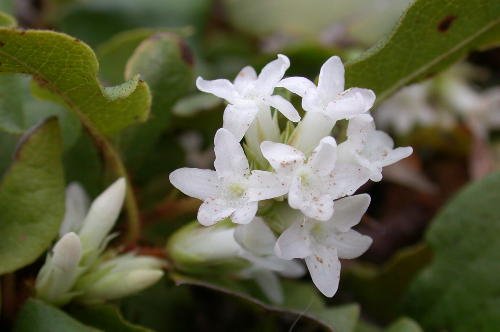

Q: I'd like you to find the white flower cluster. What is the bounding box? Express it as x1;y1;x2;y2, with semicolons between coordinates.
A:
169;55;412;298
35;179;164;306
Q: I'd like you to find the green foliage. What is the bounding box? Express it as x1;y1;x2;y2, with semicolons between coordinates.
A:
0;28;151;135
0;118;64;274
404;172;500;331
345;0;500;104
344;243;432;321
172;273;360;332
119;32;194;172
385;318;423;332
13;299;97;332
0;11;15;27
69;304;152;332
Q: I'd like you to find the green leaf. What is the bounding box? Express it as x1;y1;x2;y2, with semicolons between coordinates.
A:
404;172;500;331
0;118;64;274
0;28;151;135
13;299;97;332
172;273;360;332
345;0;500;104
343;243;432;321
69;304;152;332
0;11;16;28
0;74;81;147
385;318;423;332
119;32;193;174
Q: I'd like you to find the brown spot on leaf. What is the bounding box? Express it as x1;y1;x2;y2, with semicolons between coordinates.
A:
437;15;457;32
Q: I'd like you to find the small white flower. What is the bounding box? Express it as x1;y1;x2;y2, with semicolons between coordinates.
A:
280;56;375;153
279;56;375;122
196;54;300;141
170;128;288;226
234;218;305;303
261;136;339;221
275;194;372;297
335;114;413;188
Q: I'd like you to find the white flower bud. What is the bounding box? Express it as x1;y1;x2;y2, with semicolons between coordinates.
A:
59;182;90;237
35;232;82;305
77;269;164;303
78;178;126;254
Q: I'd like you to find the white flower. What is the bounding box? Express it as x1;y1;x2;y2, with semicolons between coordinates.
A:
279;56;375;153
234;218;305;303
336;114;413;185
275;194;372;297
375;83;439;134
261;136;339;221
59;183;90;237
170;128;288;226
196;54;300;141
35;232;83;305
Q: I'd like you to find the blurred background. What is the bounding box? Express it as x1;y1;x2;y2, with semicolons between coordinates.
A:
0;0;499;331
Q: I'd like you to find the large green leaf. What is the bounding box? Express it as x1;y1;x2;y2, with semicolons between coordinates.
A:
0;28;151;135
0;118;65;274
13;299;97;332
345;0;500;103
172;273;360;332
404;172;500;331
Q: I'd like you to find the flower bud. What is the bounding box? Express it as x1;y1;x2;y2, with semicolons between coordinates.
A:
167;221;247;274
35;232;82;306
59;183;89;237
77;269;164;303
78;178;126;254
245;108;281;167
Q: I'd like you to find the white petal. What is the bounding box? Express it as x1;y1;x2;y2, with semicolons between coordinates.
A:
308;136;337;175
247;170;288;201
265;95;301;122
325;88;376;122
234;65;257;90
231;201;258;224
196;77;239;104
328;161;370;199
197;198;235;226
260;141;304;175
234;217;276;256
329;194;371;232
278;76;316;97
274;258;306;278
275;221;312;260
214;128;250;177
253;270;283;304
329;230;372;259
60;183;90;237
305;245;341;297
345;114;375;149
288;176;334;221
78;178;126;251
317;56;345;99
169;168;219;200
223;104;260;141
255;54;290;96
382;146;413;167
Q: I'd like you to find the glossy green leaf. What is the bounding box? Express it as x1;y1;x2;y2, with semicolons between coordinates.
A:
0;118;64;274
119;32;193;173
172;273;360;332
69;304;152;332
345;0;500;104
0;28;151;135
13;299;97;332
404;172;500;331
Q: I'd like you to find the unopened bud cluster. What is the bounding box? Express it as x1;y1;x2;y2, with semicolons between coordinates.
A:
169;55;412;300
35;179;164;306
